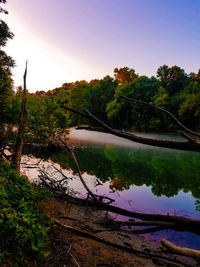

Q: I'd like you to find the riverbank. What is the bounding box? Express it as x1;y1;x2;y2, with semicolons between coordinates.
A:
40;196;191;267
21;136;200;252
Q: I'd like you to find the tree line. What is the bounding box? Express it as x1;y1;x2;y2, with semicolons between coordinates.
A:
1;2;200;146
2;64;200;144
2;62;200;145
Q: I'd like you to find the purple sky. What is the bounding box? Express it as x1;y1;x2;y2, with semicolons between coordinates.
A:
2;0;200;92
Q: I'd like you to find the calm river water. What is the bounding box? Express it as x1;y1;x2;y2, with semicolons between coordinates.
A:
22;128;200;249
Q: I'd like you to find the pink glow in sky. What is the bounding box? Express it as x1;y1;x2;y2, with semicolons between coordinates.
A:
2;0;200;92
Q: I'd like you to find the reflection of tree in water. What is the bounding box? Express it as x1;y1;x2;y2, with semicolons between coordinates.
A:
147;152;200;199
109;177;129;191
195;199;200;211
51;145;200;202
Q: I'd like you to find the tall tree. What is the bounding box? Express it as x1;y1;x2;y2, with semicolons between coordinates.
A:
66;81;91;126
85;76;117;122
114;67;138;85
107;76;160;129
157;65;187;95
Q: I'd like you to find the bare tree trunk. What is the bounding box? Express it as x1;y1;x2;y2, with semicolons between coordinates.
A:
12;61;28;173
62;105;200;152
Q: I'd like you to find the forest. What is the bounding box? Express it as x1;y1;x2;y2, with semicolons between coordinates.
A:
1;0;200;266
2;64;200;145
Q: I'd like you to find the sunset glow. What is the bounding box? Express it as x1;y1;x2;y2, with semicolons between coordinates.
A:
2;0;200;92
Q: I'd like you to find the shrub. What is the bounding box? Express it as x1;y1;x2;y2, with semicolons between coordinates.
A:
0;158;50;266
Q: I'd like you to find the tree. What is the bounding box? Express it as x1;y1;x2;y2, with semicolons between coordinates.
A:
85;76;117;122
0;20;13;46
106;76;160;129
0;0;15;125
157;65;187;95
66;81;92;126
114;67;138;84
0;0;8;13
178;80;200;130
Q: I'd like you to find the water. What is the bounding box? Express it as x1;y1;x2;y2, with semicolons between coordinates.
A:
22;128;200;249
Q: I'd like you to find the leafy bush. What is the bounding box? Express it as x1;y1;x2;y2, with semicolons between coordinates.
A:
0;158;50;266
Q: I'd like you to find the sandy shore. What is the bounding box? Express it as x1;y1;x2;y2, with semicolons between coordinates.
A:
40;197;188;267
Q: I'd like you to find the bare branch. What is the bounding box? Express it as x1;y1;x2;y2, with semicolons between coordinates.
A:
54;219;187;266
120;94;200;138
67;244;80;267
58;138;103;203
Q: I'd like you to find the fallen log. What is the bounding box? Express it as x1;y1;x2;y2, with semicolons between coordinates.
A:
85;109;200;152
42;183;200;236
38;162;200;236
61;105;200;152
54;218;186;266
161;239;200;263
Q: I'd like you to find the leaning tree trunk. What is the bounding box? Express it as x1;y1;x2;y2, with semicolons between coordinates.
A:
61;106;200;152
12;61;28;173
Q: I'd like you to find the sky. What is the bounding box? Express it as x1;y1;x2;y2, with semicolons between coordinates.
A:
1;0;200;92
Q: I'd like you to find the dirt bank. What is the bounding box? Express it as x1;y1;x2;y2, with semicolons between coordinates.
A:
40;197;188;267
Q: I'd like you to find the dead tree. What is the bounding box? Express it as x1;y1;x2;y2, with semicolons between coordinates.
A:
12;61;28;173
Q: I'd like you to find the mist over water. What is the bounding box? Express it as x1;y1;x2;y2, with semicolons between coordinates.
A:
22;128;200;249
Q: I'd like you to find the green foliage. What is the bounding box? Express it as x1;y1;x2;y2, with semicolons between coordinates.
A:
85;76;117;122
179;81;200;117
0;158;50;266
0;20;13;46
10;88;68;144
0;0;15;125
27;93;68;143
157;65;187;95
151;86;168;108
106;76;160;129
66;81;92;126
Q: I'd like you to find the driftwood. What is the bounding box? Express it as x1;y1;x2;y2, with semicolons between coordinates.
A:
54;218;186;266
12;61;28;173
36;157;200;265
161;239;200;263
39;170;200;236
79;197;200;235
61;106;200;152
